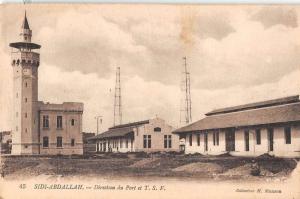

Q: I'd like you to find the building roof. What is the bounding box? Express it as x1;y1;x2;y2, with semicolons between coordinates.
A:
174;97;300;134
89;119;149;140
9;42;41;49
206;95;299;116
22;11;30;30
38;101;84;112
89;127;134;140
109;120;149;130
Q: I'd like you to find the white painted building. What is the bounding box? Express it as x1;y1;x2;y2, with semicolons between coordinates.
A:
9;13;83;155
90;118;179;153
173;96;300;158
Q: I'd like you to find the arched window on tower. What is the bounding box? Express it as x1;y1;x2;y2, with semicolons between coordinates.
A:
71;119;75;126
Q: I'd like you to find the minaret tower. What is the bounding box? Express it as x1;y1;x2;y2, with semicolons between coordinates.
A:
9;12;41;154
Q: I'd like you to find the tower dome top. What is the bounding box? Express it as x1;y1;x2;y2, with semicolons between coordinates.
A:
9;11;41;50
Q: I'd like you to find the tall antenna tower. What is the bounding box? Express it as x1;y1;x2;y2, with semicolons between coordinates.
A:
180;57;192;126
114;67;122;126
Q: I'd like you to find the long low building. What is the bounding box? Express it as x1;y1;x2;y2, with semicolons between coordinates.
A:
173;95;300;157
89;117;179;153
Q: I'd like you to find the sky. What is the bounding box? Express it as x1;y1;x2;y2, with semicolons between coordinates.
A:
0;4;299;133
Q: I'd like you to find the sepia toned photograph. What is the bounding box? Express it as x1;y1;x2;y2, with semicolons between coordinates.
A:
0;3;300;199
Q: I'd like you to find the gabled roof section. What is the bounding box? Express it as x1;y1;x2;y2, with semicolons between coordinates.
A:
89;119;150;140
89;127;134;140
109;119;149;130
206;95;299;116
174;100;300;134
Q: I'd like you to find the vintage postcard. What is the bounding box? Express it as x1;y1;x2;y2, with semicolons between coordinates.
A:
0;3;300;199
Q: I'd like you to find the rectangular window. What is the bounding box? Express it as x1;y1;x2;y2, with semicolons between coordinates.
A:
25;113;27;118
71;139;75;147
25;98;27;103
216;131;219;145
148;135;151;148
164;135;172;148
189;134;192;146
57;116;63;129
197;134;200;146
43;137;49;148
213;132;216;145
43;115;49;128
245;130;249;151
284;127;291;144
126;139;128;148
164;135;168;148
256;129;261;145
143;135;147;148
143;135;151;148
57;136;62;147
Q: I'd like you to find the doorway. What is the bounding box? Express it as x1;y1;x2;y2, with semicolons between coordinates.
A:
103;142;106;152
267;128;274;152
204;133;208;151
225;129;235;151
244;130;249;151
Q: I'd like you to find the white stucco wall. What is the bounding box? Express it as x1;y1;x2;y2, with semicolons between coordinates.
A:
183;124;300;157
96;118;179;153
184;130;225;155
97;138;134;153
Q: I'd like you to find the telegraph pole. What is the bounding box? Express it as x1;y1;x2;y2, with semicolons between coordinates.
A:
94;116;102;135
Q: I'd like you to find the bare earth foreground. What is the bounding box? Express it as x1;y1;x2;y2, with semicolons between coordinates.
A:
1;153;299;182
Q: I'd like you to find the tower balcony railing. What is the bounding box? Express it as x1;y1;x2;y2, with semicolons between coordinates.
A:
11;51;40;66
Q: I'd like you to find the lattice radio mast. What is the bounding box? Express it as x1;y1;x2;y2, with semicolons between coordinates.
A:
180;57;192;126
114;67;122;126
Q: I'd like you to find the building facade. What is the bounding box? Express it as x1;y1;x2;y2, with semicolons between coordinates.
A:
9;13;83;155
39;102;83;155
173;96;300;158
90;118;179;153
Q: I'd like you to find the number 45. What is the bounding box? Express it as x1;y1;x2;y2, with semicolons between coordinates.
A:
19;184;26;189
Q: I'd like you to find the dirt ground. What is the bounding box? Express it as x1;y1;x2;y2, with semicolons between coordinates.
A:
0;153;298;182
